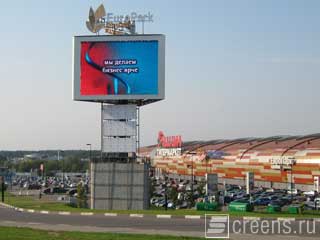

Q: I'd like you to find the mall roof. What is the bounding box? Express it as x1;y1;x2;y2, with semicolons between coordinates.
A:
139;133;320;156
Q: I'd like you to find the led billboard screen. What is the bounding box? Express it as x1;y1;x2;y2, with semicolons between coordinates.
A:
73;35;165;104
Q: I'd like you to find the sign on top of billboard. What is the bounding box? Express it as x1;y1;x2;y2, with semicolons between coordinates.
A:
73;34;165;105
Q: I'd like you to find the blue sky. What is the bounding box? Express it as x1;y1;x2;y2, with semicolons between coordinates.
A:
1;0;320;150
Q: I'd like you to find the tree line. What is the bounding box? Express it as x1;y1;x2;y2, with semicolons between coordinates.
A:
0;150;100;175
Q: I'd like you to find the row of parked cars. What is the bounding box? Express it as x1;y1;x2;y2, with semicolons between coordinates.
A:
12;176;88;190
150;176;320;211
10;176;89;197
150;177;205;209
225;186;320;210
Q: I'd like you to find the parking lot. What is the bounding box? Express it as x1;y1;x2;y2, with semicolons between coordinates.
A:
5;174;89;199
149;174;320;213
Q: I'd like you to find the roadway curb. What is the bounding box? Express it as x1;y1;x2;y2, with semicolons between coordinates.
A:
156;214;172;219
277;217;295;221
243;216;261;221
58;211;71;215
8;206;202;219
104;213;117;217
80;212;93;216
130;214;144;218
0;202;15;209
4;203;319;221
185;215;201;219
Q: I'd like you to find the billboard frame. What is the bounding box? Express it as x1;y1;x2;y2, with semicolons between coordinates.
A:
72;34;165;105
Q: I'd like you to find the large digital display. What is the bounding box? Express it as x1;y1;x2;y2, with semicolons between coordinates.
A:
73;35;165;104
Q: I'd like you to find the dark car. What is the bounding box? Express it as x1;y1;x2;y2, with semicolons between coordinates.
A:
67;188;77;196
42;187;68;195
224;196;233;204
267;195;279;201
268;199;286;207
28;183;41;190
281;196;293;205
253;198;271;206
232;199;250;204
42;188;52;194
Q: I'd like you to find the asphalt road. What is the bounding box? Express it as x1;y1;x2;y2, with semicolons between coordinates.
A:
0;207;320;239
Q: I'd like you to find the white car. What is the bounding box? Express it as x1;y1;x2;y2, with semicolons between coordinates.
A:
265;188;275;193
303;190;316;196
304;201;320;210
287;189;298;195
167;202;174;208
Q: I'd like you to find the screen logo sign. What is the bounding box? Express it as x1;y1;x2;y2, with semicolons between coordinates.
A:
86;4;106;34
157;131;182;148
86;4;153;34
269;157;296;170
205;214;229;238
156;148;181;157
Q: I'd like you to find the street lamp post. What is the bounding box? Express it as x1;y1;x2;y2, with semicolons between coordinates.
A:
86;144;92;176
191;158;194;195
163;170;168;211
205;155;208;176
290;160;295;202
58;150;65;186
280;157;295;202
86;144;92;161
0;176;4;203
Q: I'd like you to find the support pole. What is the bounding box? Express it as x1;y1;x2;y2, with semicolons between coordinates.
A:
101;102;103;161
191;158;194;202
291;162;293;202
137;106;140;156
1;176;4;203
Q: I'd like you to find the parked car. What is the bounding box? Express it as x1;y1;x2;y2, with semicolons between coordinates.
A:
293;195;307;203
253;197;271;206
265;188;275;193
303;190;317;196
267;195;279;201
304;201;320;210
231;199;250;204
280;196;292;205
268;199;286;207
223;196;233;204
155;199;166;207
42;188;52;194
67;189;77;196
167;201;175;209
314;197;320;206
176;201;188;209
28;183;41;190
287;189;299;195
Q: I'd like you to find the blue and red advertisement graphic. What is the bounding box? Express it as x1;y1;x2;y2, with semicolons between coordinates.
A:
80;41;158;96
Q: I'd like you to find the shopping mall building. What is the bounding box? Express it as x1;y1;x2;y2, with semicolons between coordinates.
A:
140;132;320;191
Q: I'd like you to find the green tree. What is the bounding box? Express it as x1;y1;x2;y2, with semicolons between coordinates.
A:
186;191;195;208
197;181;206;197
77;182;87;208
168;186;178;206
149;179;156;198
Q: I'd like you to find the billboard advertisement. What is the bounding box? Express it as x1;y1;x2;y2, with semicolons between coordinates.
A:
73;35;165;104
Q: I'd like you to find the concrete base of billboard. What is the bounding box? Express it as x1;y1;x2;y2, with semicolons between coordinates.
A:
90;162;150;210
